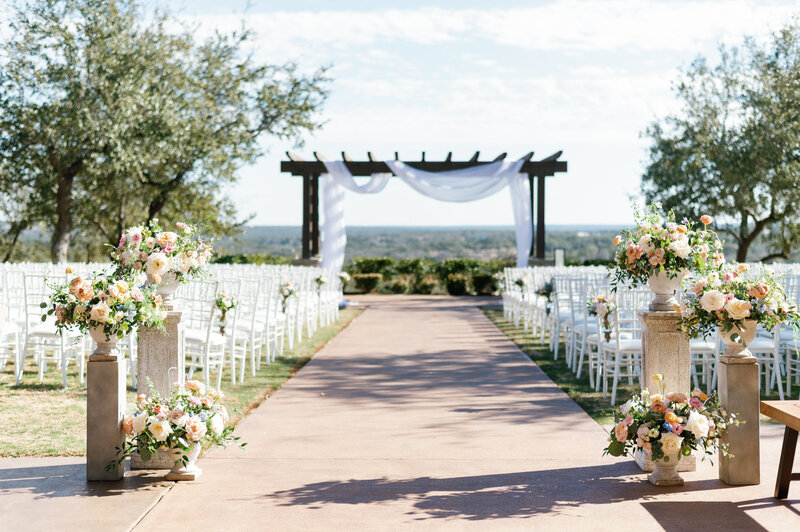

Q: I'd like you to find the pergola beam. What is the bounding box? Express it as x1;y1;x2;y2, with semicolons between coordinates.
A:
281;151;567;262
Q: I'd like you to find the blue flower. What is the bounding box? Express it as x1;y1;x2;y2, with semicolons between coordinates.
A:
662;422;674;433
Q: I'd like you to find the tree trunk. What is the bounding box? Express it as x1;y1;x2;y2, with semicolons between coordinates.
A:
2;222;25;262
51;173;75;263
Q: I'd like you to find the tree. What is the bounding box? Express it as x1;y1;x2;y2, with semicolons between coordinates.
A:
0;0;328;262
641;23;800;262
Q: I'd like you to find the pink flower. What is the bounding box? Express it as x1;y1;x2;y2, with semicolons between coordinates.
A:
131;289;143;302
673;424;683;435
176;222;186;229
665;392;688;404
163;245;174;254
637;424;650;439
666;222;677;231
689;397;703;409
131;233;142;244
189;396;201;406
625;414;634;426
642;442;652;453
614;421;628;442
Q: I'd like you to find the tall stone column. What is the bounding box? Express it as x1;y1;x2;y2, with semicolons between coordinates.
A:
86;345;126;481
718;354;760;485
635;310;695;472
131;310;185;469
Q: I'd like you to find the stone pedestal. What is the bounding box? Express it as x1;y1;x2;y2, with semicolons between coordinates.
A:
637;311;695;472
86;354;126;481
639;311;691;392
719;354;760;485
132;310;184;470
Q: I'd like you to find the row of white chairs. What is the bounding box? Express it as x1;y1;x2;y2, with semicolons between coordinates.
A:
0;263;343;390
503;266;800;404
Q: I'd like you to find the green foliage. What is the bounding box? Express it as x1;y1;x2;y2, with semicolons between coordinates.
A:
349;257;397;278
434;258;481;280
444;273;470;296
352;273;383;293
388;277;410;294
213;253;293;265
0;0;329;262
642;22;800;262
414;275;439;295
472;273;497;295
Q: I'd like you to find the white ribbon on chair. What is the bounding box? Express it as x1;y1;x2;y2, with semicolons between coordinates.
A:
320;158;532;273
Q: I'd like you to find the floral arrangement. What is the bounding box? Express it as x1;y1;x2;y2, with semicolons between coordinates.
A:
604;375;737;462
215;292;237;335
110;219;212;284
676;264;800;342
587;295;617;341
111;380;244;470
611;203;722;288
338;271;350;287
43;269;166;340
314;274;327;290
514;277;527;289
279;281;296;313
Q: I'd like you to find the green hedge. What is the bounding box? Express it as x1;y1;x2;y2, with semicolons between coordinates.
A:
345;256;513;295
213;253;293;265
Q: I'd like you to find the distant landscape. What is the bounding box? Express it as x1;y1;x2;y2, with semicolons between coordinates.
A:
5;224;787;264
215;225;624;264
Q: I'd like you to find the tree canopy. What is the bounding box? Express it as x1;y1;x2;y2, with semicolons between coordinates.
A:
0;0;329;262
641;22;800;262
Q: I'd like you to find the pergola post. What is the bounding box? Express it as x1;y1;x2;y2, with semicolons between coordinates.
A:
301;173;320;259
528;173;536;259
536;175;546;260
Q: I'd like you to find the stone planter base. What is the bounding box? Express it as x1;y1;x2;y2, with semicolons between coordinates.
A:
130;449;174;470
635;449;696;472
166;465;202;481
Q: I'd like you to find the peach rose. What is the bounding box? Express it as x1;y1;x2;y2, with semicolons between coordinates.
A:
650;399;667;414
665;392;687;404
156;232;178;248
725;298;752;320
184;417;207;442
122;415;134;436
747;283;769;300
613;235;622;247
614;421;628;442
700;215;713;225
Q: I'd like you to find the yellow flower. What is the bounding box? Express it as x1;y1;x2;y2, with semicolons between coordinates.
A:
65;267;73;274
652;374;663;382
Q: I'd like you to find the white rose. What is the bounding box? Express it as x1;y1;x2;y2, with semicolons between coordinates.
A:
146;252;170;276
659;431;683;455
89;301;112;323
699;290;726;312
638;234;654;253
148;418;173;442
132;412;148;434
725;298;752;320
667;239;692;259
595;303;608;317
209;413;225;434
178;253;193;274
684;410;710;440
619;399;634;414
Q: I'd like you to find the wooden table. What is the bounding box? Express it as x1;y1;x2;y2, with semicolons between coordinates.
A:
760;401;800;499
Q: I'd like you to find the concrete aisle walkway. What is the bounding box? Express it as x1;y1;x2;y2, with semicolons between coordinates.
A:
134;296;798;531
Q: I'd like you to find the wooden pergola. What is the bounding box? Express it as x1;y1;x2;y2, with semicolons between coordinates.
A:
280;151;568;262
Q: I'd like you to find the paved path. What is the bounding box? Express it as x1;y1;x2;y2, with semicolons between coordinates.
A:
2;296;798;530
135;296;798;531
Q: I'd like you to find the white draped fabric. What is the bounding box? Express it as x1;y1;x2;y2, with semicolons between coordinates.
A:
320;159;532;273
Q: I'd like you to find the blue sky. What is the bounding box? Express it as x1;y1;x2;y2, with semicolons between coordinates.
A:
174;0;799;227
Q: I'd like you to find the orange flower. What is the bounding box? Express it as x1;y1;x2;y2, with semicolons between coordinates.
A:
676;225;687;234
612;235;622;247
700;215;713;225
665;412;678;424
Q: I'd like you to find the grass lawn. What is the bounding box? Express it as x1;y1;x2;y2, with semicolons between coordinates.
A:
0;308;363;457
482;308;635;425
